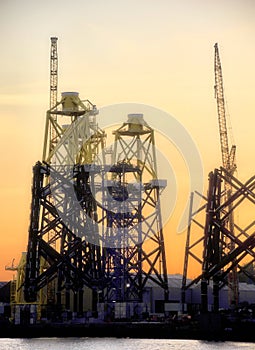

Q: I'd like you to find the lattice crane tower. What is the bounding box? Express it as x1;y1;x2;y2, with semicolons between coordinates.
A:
48;37;59;157
214;43;238;306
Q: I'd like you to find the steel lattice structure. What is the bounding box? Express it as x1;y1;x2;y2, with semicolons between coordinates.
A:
182;168;255;312
24;93;106;314
46;36;59;306
214;42;238;305
24;161;106;313
24;97;169;316
50;37;58;112
97;114;169;303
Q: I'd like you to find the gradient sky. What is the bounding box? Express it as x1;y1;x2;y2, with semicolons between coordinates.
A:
0;0;254;281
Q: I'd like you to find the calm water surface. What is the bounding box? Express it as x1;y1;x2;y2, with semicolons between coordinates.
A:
0;338;254;350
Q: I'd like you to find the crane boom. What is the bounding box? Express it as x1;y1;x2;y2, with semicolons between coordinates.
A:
214;42;239;307
49;37;58;156
214;43;236;173
50;37;58;111
47;37;58;304
214;43;231;170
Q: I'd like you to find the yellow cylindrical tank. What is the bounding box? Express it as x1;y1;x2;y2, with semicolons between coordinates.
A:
61;92;80;112
127;113;144;132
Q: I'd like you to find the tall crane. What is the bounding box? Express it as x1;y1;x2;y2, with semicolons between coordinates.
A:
49;37;58;152
214;43;236;172
46;37;58;304
214;42;239;306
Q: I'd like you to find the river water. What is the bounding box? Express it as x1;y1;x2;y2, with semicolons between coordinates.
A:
0;338;253;350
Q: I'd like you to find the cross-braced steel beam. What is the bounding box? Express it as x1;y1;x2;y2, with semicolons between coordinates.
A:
97;114;169;303
24;162;105;309
182;168;255;312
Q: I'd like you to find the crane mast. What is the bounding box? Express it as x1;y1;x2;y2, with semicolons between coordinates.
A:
214;43;239;307
50;37;58;111
214;43;236;173
50;37;58;152
214;43;230;170
47;37;58;304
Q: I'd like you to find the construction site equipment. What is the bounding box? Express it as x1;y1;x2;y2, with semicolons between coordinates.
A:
4;38;60;321
214;43;238;306
181;44;254;313
182;168;255;312
46;36;59;306
214;43;236;173
50;37;58;112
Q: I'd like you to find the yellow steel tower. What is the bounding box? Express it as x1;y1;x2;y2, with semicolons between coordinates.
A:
24;38;105;319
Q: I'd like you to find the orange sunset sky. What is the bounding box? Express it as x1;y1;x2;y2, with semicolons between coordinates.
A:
0;0;254;281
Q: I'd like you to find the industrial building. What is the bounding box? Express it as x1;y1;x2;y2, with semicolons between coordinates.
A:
2;272;255;325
